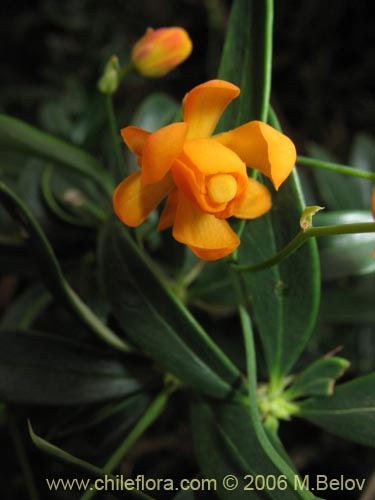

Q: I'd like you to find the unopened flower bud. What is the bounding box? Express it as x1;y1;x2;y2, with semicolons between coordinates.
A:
131;27;192;78
98;55;120;94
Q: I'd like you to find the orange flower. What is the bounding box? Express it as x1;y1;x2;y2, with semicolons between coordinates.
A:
113;80;296;260
131;27;192;78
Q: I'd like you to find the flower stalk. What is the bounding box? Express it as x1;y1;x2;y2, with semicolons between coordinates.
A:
233;222;375;273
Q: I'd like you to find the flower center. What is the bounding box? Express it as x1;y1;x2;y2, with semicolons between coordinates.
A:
207;174;237;204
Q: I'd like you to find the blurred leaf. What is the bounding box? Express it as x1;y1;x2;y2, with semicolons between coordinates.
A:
132;93;179;132
48;393;150;441
308;143;367;210
191;399;315;499
0;181;129;352
41;165;108;228
0;114;114;196
0;330;150;405
319;277;375;325
125;93;180;173
285;357;350;399
173;491;196;500
0;283;52;329
315;211;375;280
297;374;375;447
188;261;236;317
99;220;243;399
348;133;375;207
218;0;273;125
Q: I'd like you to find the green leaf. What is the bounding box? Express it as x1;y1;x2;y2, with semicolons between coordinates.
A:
238;171;320;384
0;330;150;405
319;277;375;325
99;220;243;399
296;374;375;447
125;93;180;173
28;422;153;500
132;93;179;132
216;0;319;386
191;399;315;499
218;0;273;124
314;211;375;280
0;181;130;352
0;114;114;197
285;357;350;399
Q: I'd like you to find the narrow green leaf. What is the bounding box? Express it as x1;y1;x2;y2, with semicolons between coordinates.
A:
297;374;375;447
191;399;315;499
28;422;153;500
285;357;350;399
0;114;114;197
0;330;149;405
99;220;243;399
218;0;273;125
0;181;130;352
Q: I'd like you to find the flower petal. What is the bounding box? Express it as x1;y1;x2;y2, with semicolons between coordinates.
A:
113;171;174;227
172;193;240;260
157;188;178;230
182;138;246;176
141;122;188;185
233;177;272;219
215;121;296;190
183;80;240;139
121;126;150;157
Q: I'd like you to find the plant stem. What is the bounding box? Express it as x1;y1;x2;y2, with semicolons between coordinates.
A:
106;94;125;183
260;0;274;122
233;222;375;273
297;155;375;181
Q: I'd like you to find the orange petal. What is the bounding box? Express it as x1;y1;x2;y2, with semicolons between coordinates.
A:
172;193;240;260
113;172;174;227
121;126;151;157
157;188;179;230
182;138;246;176
141;122;188;185
183;80;240;139
233;177;272;219
215;121;296;190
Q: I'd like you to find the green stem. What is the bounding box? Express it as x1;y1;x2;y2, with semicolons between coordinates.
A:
233;222;375;273
7;410;40;500
260;0;274;122
81;390;170;500
106;94;125;183
297;155;375;181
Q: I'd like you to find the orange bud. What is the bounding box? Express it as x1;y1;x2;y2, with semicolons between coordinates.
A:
131;27;192;78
